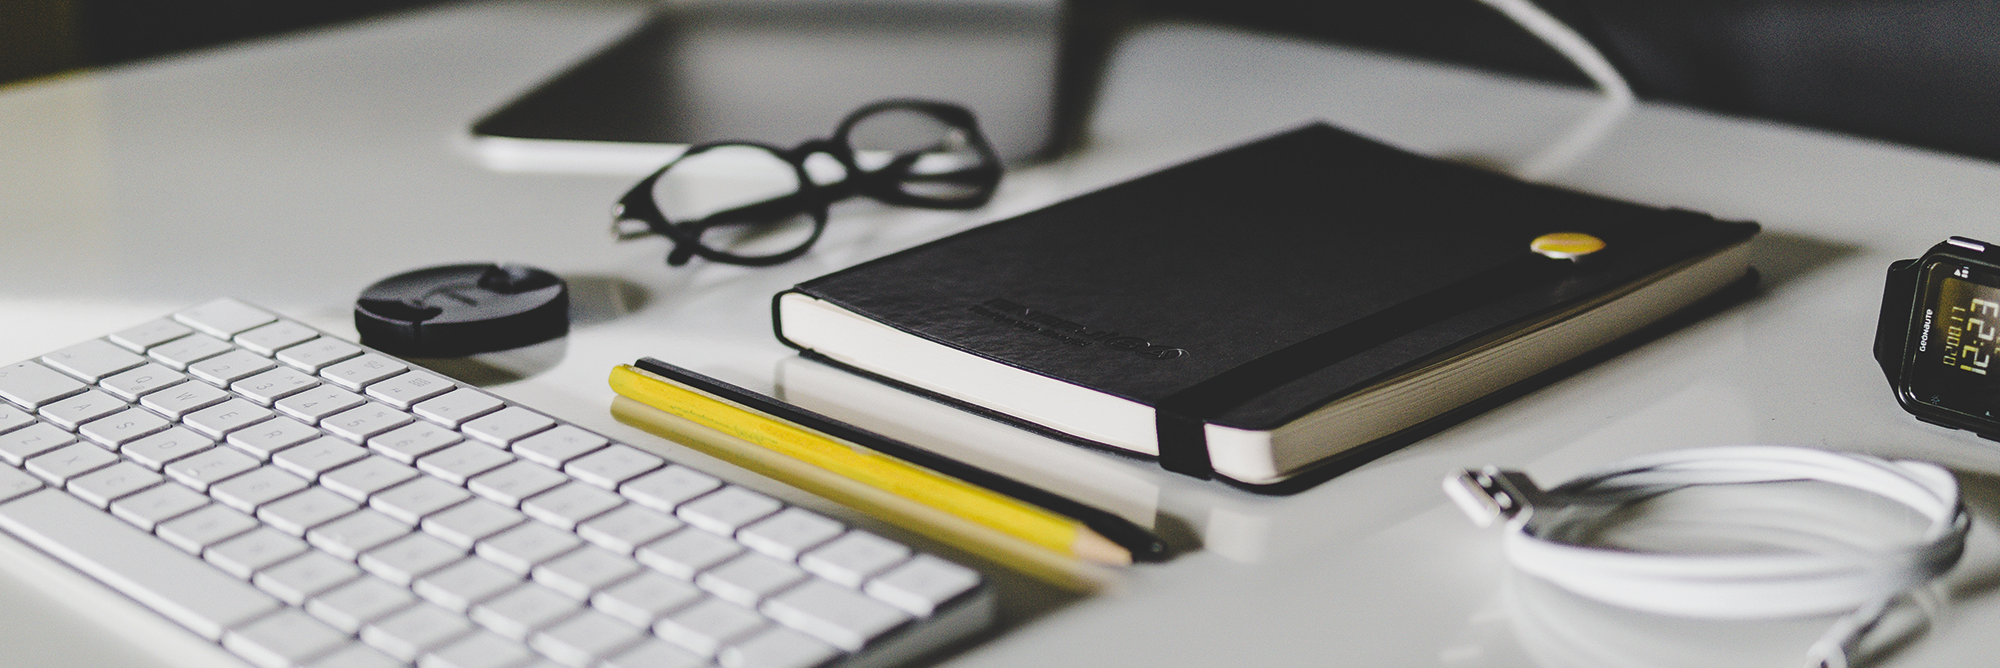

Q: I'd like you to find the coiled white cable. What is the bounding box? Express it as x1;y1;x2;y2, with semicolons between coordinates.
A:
1446;446;1970;668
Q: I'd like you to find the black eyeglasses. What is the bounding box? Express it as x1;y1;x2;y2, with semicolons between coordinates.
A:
611;99;1003;267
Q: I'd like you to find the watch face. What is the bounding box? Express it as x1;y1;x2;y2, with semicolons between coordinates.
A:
1908;259;2000;418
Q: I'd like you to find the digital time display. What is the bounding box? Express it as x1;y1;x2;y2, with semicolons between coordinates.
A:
1908;260;2000;416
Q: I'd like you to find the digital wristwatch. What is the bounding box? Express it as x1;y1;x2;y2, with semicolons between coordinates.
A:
1877;236;2000;438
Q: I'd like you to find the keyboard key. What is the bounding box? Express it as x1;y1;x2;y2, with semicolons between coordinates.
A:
322;354;407;391
532;609;645;668
592;571;703;627
259;487;362;536
470;582;581;641
223;608;351;668
206;526;310;578
619;466;720;513
425;630;536;668
463;407;555;447
737;507;843;562
864;554;980;616
122;426;215;469
468;461;567;507
273;436;371;479
78;406;171;447
109;319;194;352
477;522;581;575
277;386;368;424
235;320;320;356
654;597;765;658
188;349;277;387
534;544;641;600
564;444;663;489
232;366;322;406
578;504;682;555
321;456;420;501
309;576;419;634
0;422;76;465
512;426;606;469
109;482;209;530
414;557;521;613
140;380;229;419
362;602;475;662
371;477;472;524
799;531;909;588
227;416;321;460
0;466;44;504
308;509;413;560
423;498;526;550
761;579;909;651
165;446;260;491
68;461;165;508
255;551;363;605
148;333;235;370
368;420;462;464
40;339;146;382
40;389;128;430
635;528;742;580
696;552;806;607
720;626;840;668
277;338;364;373
184;398;275;439
413;389;505;429
210;465;310;512
605;639;706;668
676;486;781;536
26;442;120;484
100;363;189;402
0;404;32;435
175;299;278;338
522;482;622;530
363;370;455;410
361;532;464;586
419;442;515;485
157;504;259;553
310;645;402;668
324;402;415;442
0;489;281;640
0;360;87;409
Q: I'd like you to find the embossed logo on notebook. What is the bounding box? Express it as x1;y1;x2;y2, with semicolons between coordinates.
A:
968;298;1188;359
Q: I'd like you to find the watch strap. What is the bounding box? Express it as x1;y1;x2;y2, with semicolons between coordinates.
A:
1876;258;1921;387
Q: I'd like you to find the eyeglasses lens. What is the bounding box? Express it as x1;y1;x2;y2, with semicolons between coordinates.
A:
652;144;820;262
846;108;992;203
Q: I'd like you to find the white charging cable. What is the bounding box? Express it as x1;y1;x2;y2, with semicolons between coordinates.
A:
1472;0;1636;179
1446;446;1970;668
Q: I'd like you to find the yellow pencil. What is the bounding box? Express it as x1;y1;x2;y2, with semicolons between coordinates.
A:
608;364;1132;567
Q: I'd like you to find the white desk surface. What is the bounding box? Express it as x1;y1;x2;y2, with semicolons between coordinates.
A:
6;2;2000;667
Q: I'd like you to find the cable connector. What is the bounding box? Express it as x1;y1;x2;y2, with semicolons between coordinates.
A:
1443;466;1549;528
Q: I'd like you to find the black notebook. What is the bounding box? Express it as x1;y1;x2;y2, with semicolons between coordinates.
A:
772;124;1759;487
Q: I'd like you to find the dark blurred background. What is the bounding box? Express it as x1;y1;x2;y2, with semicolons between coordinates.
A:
6;0;2000;162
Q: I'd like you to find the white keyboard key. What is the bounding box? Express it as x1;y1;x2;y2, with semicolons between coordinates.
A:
721;626;840;668
469;460;567;507
534;544;641;600
278;386;368;424
478;522;582;575
109;319;194;352
322;354;408;391
523;482;622;530
157;504;259;553
309;576;419;634
362;602;476;662
255;551;363;605
798;531;909;588
415;557;522;613
68;460;164;508
369;420;462;464
424;629;536;668
321;456;420;501
149;333;235;370
233;366;322;406
364;370;455;410
420;442;515;485
140;380;229;419
273;436;371;479
211;465;310;512
228;416;322;460
176;299;278;338
223;608;351;668
260;487;361;536
41;339;146;382
206;526;310;578
605;639;706;668
0;360;88;409
864;554;980;616
414;389;505;429
0;422;76;465
110;482;209;530
676;486;781;536
165;446;260;491
100;363;189;401
578;504;682;555
26;442;120;483
463;407;555;447
277;338;364;373
619;466;720;513
0;404;32;435
78;406;171;447
636;528;742;580
372;477;472;524
0;490;281;640
40;389;128;430
423;498;526;550
122;426;215;469
310;644;404;668
184;398;275;439
189;349;277;386
564;444;663;489
235;320;320;356
471;582;581;641
592;571;703;627
512;426;606;468
324;402;415;442
697;553;806;607
655;597;766;658
309;509;414;560
0;465;44;504
761;579;909;652
362;532;465;585
531;609;645;668
737;508;843;562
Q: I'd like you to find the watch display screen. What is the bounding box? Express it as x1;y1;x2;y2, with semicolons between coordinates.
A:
1908;260;2000;416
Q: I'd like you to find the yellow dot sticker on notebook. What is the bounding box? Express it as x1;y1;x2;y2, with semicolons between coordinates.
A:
1530;232;1605;260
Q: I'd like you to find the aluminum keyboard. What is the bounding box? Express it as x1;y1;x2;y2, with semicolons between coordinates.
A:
0;299;989;668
